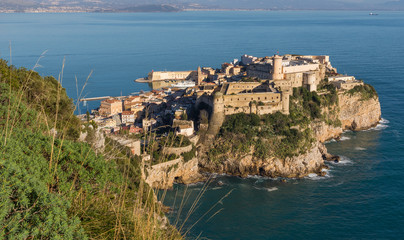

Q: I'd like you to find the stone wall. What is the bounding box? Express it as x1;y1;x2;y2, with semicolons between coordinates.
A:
163;144;193;155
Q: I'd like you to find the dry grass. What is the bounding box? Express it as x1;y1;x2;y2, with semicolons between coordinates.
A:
0;48;232;239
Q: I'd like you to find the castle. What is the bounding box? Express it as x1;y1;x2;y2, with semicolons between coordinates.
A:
195;54;335;117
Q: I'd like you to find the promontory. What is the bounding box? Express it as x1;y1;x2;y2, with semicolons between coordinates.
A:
86;53;381;189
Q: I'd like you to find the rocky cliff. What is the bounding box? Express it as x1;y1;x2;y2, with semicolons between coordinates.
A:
312;92;381;142
144;158;205;189
148;91;382;188
198;141;327;178
195;92;382;180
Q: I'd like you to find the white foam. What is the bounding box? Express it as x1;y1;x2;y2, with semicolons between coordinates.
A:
305;168;332;180
253;186;279;192
339;136;351;141
265;187;278;192
355;147;366;151
380;118;390;124
366;118;389;131
305;173;324;181
325;139;337;144
247;175;277;181
330;156;353;165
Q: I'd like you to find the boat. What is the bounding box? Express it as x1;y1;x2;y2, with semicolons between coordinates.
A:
369;12;379;16
171;81;195;88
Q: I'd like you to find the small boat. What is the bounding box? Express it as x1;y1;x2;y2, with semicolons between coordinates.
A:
369;12;378;16
171;81;195;88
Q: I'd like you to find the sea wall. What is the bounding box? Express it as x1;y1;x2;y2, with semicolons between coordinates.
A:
162;144;193;155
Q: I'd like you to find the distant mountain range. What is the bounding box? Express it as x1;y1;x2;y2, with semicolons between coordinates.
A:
1;0;404;12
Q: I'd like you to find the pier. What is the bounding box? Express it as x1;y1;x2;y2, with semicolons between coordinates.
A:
79;96;111;102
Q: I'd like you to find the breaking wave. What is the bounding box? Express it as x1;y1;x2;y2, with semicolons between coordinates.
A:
253;186;279;192
367;118;389;131
330;156;353;165
339;136;351;141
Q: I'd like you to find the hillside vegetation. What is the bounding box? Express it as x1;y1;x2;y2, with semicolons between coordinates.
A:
0;60;181;239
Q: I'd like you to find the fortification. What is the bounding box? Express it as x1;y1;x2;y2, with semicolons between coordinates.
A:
193;53;358;131
272;55;284;80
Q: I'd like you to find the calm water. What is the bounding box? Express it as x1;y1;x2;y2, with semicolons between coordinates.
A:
1;11;404;239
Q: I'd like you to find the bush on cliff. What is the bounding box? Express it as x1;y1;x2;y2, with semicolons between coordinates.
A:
346;83;378;100
212;111;315;160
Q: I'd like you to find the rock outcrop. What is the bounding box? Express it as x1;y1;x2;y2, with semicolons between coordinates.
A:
144;158;205;189
338;93;381;131
312;93;381;142
197;93;382;180
199;142;326;179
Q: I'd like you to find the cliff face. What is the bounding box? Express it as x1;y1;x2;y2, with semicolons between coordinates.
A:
312;93;381;142
199;142;326;178
338;93;381;131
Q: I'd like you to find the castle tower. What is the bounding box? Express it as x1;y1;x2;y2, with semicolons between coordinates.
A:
272;55;284;80
307;73;317;92
207;92;225;136
281;88;291;115
212;92;224;113
197;66;203;86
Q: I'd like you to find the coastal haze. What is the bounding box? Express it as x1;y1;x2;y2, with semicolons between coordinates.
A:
1;11;403;239
1;0;404;12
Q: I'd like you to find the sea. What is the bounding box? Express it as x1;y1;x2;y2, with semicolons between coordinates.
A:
1;11;403;239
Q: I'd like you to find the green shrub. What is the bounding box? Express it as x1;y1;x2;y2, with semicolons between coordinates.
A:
346;83;378;100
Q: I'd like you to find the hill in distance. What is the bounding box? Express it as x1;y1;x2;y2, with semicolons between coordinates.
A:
1;0;404;12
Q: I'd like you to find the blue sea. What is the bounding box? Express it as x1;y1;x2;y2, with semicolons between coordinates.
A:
1;11;403;239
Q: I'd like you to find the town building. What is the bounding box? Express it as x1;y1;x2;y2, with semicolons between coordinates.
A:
130;125;143;134
173;119;194;137
121;111;135;124
99;99;122;117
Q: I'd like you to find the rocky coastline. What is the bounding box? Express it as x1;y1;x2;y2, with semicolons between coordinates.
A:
144;92;381;189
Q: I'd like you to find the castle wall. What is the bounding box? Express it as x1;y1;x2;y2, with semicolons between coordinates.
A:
284;73;304;88
223;102;283;116
149;71;194;81
224;82;267;94
246;64;272;79
283;64;319;74
222;92;281;107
